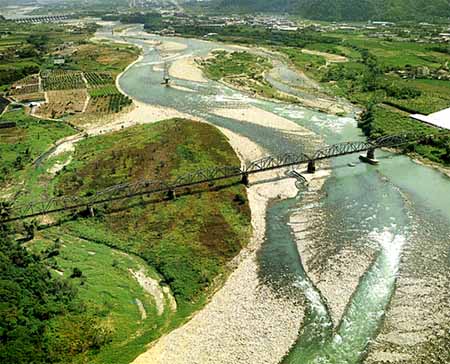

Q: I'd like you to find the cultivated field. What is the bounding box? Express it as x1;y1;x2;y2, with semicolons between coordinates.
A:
36;89;88;119
9;69;133;119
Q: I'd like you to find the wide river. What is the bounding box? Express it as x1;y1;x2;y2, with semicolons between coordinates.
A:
101;25;449;363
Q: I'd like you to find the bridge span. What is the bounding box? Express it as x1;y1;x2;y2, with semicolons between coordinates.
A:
0;131;448;224
8;15;72;24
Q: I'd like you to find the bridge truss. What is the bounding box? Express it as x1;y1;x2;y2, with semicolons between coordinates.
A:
0;131;447;223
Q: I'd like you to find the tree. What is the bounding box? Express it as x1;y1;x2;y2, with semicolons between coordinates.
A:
0;201;12;235
23;220;37;240
0;230;77;364
443;142;450;164
70;267;83;278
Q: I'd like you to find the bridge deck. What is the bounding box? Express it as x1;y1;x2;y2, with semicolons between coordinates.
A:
1;131;449;223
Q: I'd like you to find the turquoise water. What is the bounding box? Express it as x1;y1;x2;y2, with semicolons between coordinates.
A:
100;25;450;363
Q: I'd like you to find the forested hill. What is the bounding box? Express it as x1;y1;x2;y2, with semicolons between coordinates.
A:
217;0;450;21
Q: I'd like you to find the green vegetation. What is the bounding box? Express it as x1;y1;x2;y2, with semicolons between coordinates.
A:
216;0;450;21
279;47;327;79
65;41;139;76
0;21;96;90
306;44;450;164
0;21;139;119
85;72;114;87
28;230;169;364
42;71;85;91
0;118;251;363
359;105;450;164
202;51;282;99
0;222;104;364
55;119;250;305
175;24;450;165
88;85;122;97
88;86;132;114
1;20;139;118
0;109;75;185
203;51;271;80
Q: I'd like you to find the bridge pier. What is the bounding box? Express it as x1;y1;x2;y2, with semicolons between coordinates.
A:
359;148;379;165
241;172;249;187
307;160;316;174
167;190;176;200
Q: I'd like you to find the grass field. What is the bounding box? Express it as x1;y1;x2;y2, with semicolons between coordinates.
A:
0;109;76;186
28;229;170;364
66;41;139;76
279;47;327;80
14;119;252;363
202;50;282;99
336;35;450;69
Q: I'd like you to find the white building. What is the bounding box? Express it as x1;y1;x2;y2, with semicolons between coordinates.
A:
411;107;450;130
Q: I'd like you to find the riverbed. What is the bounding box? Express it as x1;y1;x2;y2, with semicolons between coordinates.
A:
101;24;449;364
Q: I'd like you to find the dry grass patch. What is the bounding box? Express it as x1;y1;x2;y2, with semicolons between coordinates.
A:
37;89;87;119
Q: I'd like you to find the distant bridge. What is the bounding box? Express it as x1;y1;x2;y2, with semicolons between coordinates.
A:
0;132;448;224
9;15;72;24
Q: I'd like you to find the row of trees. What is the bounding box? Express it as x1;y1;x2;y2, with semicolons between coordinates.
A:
0;64;40;87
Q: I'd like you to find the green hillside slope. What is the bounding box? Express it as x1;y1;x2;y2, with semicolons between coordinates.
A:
218;0;450;21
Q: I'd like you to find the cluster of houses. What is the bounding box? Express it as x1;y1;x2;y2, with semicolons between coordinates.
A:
315;21;450;44
215;15;299;31
152;13;300;33
148;10;450;46
392;64;450;81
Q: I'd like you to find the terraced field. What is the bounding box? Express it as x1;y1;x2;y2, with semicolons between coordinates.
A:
42;71;86;91
85;71;114;87
9;69;133;118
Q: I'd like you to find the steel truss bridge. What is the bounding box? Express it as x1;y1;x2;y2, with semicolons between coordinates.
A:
0;132;448;224
10;15;71;24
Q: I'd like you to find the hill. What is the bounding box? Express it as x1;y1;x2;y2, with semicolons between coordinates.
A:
217;0;450;21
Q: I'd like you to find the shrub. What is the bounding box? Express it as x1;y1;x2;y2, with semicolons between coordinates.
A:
70;267;83;278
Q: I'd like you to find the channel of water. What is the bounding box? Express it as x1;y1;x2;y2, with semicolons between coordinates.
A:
101;24;449;363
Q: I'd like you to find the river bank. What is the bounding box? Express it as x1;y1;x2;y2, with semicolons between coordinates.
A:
110;28;450;364
169;56;208;83
41;34;326;364
162;43;354;116
132;129;309;364
114;41;316;362
112;35;378;364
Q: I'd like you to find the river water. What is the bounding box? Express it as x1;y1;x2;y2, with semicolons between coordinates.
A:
101;25;449;363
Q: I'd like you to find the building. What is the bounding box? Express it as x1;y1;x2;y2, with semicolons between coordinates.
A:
53;58;65;65
411;107;450;130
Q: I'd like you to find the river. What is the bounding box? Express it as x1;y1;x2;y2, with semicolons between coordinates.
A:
101;24;449;364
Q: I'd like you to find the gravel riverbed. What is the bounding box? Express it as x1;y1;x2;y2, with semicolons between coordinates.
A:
132;126;317;364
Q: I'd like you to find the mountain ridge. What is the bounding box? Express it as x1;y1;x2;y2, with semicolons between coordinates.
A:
217;0;450;21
